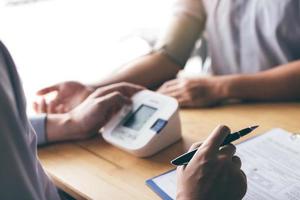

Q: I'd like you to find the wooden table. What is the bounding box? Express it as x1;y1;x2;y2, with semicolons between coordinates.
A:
38;103;300;200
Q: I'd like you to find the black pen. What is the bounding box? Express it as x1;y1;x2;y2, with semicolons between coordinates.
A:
171;125;259;166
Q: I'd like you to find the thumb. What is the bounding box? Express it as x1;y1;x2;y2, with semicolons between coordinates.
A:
37;84;59;95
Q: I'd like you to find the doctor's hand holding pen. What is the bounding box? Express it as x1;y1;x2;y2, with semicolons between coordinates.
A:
177;125;247;200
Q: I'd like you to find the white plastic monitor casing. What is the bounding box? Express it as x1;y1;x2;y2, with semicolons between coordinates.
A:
102;90;182;157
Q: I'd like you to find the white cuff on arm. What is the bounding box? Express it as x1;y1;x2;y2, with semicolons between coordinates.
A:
30;114;47;145
154;0;207;67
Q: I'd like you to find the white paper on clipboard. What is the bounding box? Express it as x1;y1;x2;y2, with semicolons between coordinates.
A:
146;128;300;200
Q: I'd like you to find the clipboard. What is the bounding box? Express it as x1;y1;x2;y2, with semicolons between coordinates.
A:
146;128;300;200
146;170;176;200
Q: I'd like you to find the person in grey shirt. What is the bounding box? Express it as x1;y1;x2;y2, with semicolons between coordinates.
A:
0;40;144;199
0;40;246;199
35;0;300;112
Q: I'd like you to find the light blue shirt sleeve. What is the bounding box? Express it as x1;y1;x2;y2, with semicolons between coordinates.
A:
30;114;47;145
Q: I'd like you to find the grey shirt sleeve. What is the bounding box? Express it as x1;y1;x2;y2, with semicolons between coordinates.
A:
0;40;60;200
30;114;47;145
154;0;207;67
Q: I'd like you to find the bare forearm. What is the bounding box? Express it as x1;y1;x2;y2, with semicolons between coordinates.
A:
93;9;206;90
220;61;300;101
93;52;181;89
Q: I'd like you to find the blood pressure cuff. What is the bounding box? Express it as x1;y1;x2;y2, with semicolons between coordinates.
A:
154;0;207;68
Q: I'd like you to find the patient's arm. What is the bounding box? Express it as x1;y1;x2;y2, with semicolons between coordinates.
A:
156;60;300;108
220;60;300;102
93;0;206;89
95;52;180;90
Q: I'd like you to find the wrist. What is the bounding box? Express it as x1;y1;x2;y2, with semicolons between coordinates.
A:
209;76;230;101
213;75;245;100
46;113;79;143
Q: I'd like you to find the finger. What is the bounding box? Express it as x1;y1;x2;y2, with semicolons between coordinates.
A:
116;93;131;105
166;92;183;101
161;89;182;98
36;84;59;95
104;92;132;107
241;169;247;180
33;102;39;113
91;83;144;98
198;125;231;156
179;98;212;108
219;144;236;158
38;98;47;113
163;79;180;88
111;82;144;97
101;92;131;121
232;156;242;169
158;83;182;95
47;99;61;113
157;79;179;92
188;142;202;151
157;84;168;93
177;97;194;108
158;86;186;101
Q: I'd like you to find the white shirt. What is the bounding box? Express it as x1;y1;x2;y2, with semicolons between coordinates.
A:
0;41;60;200
157;0;300;75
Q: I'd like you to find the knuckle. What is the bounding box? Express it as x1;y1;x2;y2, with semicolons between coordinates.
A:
95;88;104;94
196;158;215;171
111;91;122;97
119;81;128;85
198;145;212;156
230;144;237;151
95;87;102;92
201;140;214;150
224;143;236;151
218;155;230;162
117;82;130;89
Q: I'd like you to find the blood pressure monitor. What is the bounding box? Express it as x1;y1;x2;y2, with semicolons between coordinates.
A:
102;90;182;157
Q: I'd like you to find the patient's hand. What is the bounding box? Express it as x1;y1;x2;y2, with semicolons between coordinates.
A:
177;125;247;200
34;81;144;114
34;81;94;114
45;83;143;142
157;77;225;108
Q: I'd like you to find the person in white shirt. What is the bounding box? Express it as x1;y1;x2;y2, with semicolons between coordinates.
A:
34;0;300;111
0;40;246;199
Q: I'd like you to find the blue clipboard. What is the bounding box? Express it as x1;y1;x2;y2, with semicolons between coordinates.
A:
146;169;176;200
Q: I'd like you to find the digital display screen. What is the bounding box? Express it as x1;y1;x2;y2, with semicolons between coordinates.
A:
123;105;157;131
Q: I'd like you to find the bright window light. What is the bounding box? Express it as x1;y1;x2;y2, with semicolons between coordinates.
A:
0;0;175;114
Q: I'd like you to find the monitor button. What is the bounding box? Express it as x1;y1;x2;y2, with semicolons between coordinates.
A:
151;119;168;134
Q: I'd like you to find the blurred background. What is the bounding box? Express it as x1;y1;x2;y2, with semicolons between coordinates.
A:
0;0;203;113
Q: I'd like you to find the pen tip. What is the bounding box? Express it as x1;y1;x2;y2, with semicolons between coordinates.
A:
250;125;259;130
